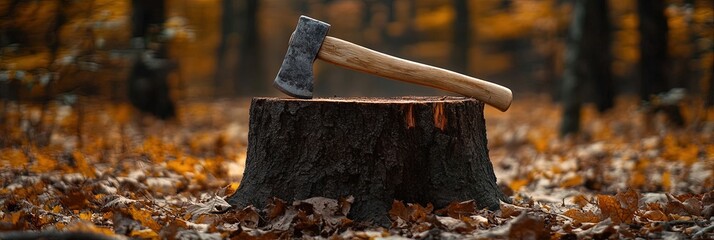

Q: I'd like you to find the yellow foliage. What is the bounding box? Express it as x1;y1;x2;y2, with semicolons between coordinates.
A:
629;171;646;188
228;182;240;195
130;229;159;239
414;6;453;31
72;151;96;178
10;211;23;225
129;206;162;231
661;171;672;191
0;149;27;170
167;156;197;174
79;211;92;221
509;179;529;192
662;134;700;166
1;53;50;70
560;175;584;188
31;152;57;172
52;205;63;214
527;130;552;153
66;221;115;237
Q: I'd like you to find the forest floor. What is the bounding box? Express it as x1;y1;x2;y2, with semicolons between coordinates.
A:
0;95;712;239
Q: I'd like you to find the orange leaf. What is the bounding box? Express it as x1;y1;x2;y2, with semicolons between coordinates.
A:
563;209;600;223
128;206;162;231
31;152;57;172
130;229;159;239
642;210;668;221
1;149;28;170
597;190;639;224
597;195;622;223
661;170;672;191
572;195;590;209
389;200;409;221
436;200;477;219
72;151;96;178
560;175;584;188
509;179;529;192
79;211;92;221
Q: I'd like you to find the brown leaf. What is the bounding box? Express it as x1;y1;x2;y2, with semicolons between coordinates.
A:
435;200;477;219
338;196;354;216
682;197;703;216
597;190;638;224
665;194;689;215
265;197;287;221
572;194;590;209
408;203;433;223
186;194;231;217
577;218;617;239
508;212;549;240
59;187;92;211
702;191;714;206
293;209;319;235
221;205;260;228
499;202;522;218
642;210;668;221
389;200;409;221
616;189;639;212
299;197;339;218
563;209;600;224
597;195;624;224
266;208;297;231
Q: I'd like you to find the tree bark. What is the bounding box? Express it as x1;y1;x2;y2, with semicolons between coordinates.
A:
638;0;669;100
227;97;507;226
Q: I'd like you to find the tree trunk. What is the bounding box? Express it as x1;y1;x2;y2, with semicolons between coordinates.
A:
638;0;668;100
215;0;263;96
128;0;175;119
586;0;614;112
227;97;507;226
452;0;470;75
560;0;613;136
559;0;586;136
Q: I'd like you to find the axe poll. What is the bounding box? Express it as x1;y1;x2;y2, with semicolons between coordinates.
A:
274;15;513;111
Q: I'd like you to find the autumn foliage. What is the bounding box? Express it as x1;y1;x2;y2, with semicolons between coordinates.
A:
0;96;711;239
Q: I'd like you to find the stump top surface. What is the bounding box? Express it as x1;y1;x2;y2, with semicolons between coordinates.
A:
256;96;479;104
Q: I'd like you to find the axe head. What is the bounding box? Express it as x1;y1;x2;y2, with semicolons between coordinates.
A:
273;16;330;98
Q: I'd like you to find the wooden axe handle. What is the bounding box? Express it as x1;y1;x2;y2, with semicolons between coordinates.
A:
317;36;513;111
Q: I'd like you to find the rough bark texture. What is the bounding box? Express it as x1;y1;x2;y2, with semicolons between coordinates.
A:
227;97;507;226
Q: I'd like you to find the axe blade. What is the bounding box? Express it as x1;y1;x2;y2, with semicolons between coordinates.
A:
273;16;330;98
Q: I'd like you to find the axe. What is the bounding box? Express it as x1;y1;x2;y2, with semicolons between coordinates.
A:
274;16;513;111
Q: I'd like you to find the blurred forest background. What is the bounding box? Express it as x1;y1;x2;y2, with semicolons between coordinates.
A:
0;0;712;118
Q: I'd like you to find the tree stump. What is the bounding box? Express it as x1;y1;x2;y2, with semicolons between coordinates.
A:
227;97;507;225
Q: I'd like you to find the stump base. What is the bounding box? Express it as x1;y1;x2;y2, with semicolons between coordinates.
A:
227;97;507;225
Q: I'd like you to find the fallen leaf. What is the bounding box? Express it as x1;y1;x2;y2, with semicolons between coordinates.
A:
435;200;477;219
563;209;599;224
642;210;668;221
128;206;162;231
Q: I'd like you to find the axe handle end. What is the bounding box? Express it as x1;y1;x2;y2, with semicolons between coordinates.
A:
318;36;513;111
